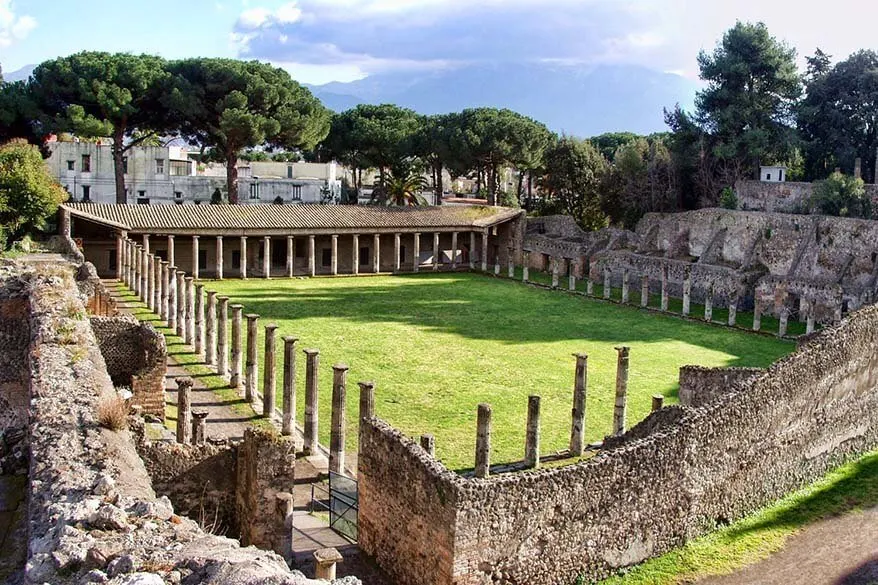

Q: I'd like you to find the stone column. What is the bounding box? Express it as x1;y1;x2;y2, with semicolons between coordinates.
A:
192;235;200;280
176;376;193;445
641;275;649;307
141;234;150;299
469;232;476;270
778;308;789;337
128;241;135;289
167;235;175;269
263;236;271;279
806;301;816;335
524;395;541;469
508;247;515;278
660;264;669;311
372;234;381;273
175;271;186;338
704;286;714;321
240;236;248;279
115;233;124;280
304;348;320;454
481;232;489;272
330;364;348;475
474;403;492;479
420;434;435;457
245;314;259;403
263;323;278;418
652;395;664;412
154;255;162;313
613;346;630;436
314;549;343;581
603;268;611;299
168;265;178;331
452;232;460;269
132;245;140;296
146;254;155;312
122;239;129;287
287;236;295;277
728;297;738;327
282;336;299;436
185;277;195;345
413;233;421;272
621;269;630;303
160;261;170;323
352;234;360;275
568;261;576;291
522;251;530;282
394;233;401;272
551;257;560;289
682;270;692;317
59;206;71;238
308;235;316;277
194;283;205;357
205;291;217;366
230;304;244;389
570;353;587;457
191;411;209;445
433;232;440;271
330;235;338;276
217;296;230;378
216;236;224;280
753;300;762;332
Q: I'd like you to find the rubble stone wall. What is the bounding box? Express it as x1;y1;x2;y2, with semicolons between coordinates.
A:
90;315;167;418
735;180;878;213
678;365;765;407
359;302;878;585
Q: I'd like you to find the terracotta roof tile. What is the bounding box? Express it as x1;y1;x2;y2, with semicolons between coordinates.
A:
64;203;523;235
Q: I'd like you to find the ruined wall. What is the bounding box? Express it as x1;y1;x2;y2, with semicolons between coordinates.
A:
137;437;239;536
90;315;167;418
359;302;878;585
0;284;30;430
358;421;459;585
736;180;878;213
678;365;765;407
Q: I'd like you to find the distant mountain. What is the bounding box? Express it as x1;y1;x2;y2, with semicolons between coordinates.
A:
306;63;698;137
3;64;35;83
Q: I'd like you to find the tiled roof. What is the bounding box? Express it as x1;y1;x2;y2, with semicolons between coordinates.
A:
64;203;523;235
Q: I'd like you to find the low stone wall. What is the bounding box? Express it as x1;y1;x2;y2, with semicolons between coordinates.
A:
359;301;878;585
678;365;765;407
736;180;878;213
91;315;167;418
137;437;239;536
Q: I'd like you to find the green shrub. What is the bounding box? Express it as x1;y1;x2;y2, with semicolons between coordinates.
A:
719;186;738;210
810;172;870;218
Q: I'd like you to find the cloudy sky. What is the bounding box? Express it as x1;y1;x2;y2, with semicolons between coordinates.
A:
2;0;877;84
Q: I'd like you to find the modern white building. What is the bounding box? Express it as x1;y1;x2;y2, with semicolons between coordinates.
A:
46;141;342;205
760;165;787;183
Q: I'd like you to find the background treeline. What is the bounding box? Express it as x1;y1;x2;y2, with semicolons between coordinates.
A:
2;21;877;230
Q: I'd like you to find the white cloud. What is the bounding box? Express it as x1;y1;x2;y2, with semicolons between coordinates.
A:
0;0;36;48
238;7;272;28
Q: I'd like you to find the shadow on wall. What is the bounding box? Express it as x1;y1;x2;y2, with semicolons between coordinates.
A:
208;273;793;368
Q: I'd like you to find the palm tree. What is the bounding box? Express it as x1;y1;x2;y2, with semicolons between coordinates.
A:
370;170;430;206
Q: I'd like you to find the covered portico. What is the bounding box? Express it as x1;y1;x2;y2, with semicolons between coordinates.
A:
60;203;525;281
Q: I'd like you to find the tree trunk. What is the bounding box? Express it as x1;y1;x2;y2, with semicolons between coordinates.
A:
378;167;386;186
476;164;482;195
516;170;525;208
112;128;127;205
487;163;497;206
527;173;533;211
227;150;239;205
435;162;444;205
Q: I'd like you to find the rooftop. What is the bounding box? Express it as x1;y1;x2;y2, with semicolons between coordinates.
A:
64;203;523;236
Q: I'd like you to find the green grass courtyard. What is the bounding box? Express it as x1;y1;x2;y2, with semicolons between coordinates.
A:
206;272;794;470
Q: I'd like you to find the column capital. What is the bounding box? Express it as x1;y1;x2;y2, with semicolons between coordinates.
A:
332;363;350;373
303;348;320;356
167;235;175;240
265;323;279;331
216;235;223;241
192;235;199;241
283;335;299;344
245;313;259;321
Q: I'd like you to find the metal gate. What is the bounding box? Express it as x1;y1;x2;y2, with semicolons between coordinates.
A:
328;471;358;541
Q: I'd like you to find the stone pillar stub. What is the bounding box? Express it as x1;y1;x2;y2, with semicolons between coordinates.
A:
194;283;205;357
245;314;260;403
613;346;630;436
176;377;193;445
420;434;435;457
217;296;229;378
282;336;299;436
263;324;279;418
205;291;217;366
570;353;587;457
304;349;320;454
474;403;492;479
192;410;209;445
525;395;541;469
330;364;348;475
230;304;244;389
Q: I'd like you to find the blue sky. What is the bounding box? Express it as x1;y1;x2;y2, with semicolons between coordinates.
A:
3;0;878;85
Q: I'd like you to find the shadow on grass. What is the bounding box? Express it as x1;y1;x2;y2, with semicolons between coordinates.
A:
208;272;793;369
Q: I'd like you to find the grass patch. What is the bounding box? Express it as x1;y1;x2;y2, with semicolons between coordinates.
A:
201;271;793;470
597;449;878;584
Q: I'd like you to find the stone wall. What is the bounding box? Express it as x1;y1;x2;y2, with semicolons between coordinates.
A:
0;288;30;431
90;315;167;418
736;179;878;213
678;365;765;407
359;301;878;585
137;436;239;536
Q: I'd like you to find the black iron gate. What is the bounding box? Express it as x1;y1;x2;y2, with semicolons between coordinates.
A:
317;471;357;541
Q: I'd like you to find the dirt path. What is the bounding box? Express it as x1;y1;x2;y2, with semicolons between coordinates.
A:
698;506;878;585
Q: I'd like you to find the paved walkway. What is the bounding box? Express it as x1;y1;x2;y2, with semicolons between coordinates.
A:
698;506;878;585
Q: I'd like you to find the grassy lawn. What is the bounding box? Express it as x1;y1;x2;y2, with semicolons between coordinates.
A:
597;449;878;584
203;271;793;470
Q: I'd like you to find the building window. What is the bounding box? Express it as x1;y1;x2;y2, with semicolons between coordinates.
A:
321;248;332;267
232;250;241;270
249;183;259;200
138;190;146;198
170;160;189;176
291;185;303;201
108;250;117;271
122;157;128;174
174;191;183;200
287;165;293;179
81;155;91;173
137;197;150;205
66;160;75;171
155;159;165;174
359;247;369;266
766;173;771;180
82;185;91;202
